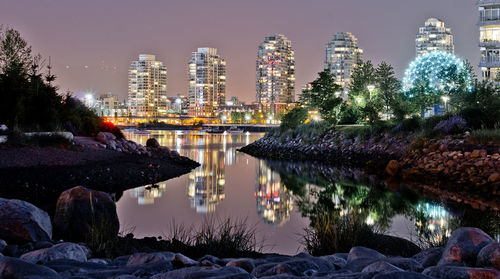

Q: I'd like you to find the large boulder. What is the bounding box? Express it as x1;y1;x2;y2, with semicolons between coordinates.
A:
0;256;60;278
412;247;443;268
477;242;500;270
96;132;116;145
0;198;52;244
53;186;119;242
423;265;500;279
348;246;387;262
438;227;493;266
151;266;252;279
20;242;87;264
146;138;161;148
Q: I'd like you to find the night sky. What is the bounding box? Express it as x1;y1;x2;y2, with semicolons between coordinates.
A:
0;0;479;102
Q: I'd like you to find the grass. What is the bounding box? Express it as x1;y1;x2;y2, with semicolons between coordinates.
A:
466;129;500;145
302;211;374;256
86;216;263;259
6;131;72;147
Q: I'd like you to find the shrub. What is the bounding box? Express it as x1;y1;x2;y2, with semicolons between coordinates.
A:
459;107;496;130
99;121;124;139
294;121;331;141
338;103;362;125
392;115;422;133
280;107;308;132
302;211;373;256
422;114;451;133
433;116;467;135
466;129;500;145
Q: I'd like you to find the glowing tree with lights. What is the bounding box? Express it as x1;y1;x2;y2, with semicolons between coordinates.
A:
402;51;474;114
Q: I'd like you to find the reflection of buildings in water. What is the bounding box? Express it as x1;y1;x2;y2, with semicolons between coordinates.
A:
255;161;293;226
129;182;167;205
415;203;452;243
188;148;226;213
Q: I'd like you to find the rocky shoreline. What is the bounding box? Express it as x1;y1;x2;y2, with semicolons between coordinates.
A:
239;131;500;202
0;187;499;278
0;133;199;213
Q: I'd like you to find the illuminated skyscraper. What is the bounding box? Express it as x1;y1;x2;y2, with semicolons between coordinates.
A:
478;0;500;83
416;18;454;56
256;34;295;112
188;48;226;117
324;32;363;98
128;54;168;117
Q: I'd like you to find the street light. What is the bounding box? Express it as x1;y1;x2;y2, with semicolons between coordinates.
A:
356;97;363;105
367;85;375;100
245;114;251;123
441;96;450;113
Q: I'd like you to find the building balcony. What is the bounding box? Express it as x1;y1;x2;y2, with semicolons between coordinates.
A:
479;40;500;47
478;18;500;26
480;58;500;67
477;0;500;7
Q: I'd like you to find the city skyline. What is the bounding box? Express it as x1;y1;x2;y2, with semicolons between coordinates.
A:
0;0;479;102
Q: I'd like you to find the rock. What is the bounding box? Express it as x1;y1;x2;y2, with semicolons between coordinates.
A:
385;257;423;272
85;261;174;278
0;124;7;131
348;246;387;262
127;252;175;266
438;227;493;266
88;258;110;265
423;265;500;279
2;245;19;257
319;254;347;269
53;186;119;242
226;258;255;273
20;242;87;264
0;198;52;244
477;242;500;270
44;258;108;274
385;160;400;176
412;247;443;268
170;150;180;158
361;261;402;273
174;253;199;267
488;173;500;183
251;259;319;277
0;239;6;253
96;132;116;144
34;241;53;250
24;131;74;142
372;271;434;279
0;256;59;278
471;149;487;158
151;266;252;279
146;138;161;148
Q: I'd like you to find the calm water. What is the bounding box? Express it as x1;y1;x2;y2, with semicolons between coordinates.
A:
117;130;500;255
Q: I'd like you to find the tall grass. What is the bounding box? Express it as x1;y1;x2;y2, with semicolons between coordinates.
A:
466;129;500;145
302;211;374;256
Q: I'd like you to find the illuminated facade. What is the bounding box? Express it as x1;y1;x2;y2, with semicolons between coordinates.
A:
188;48;226;117
324;32;363;98
188;146;226;213
478;0;500;83
128;54;168;117
416;18;454;56
255;161;292;226
256;34;295;113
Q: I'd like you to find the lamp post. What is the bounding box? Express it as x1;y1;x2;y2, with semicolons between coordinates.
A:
245;114;251;124
367;85;375;100
441;96;450;113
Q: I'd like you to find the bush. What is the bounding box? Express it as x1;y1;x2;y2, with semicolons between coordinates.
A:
466;129;500;145
280;107;308;132
459;107;497;130
99;121;124;139
433;116;467;135
392;116;422;133
302;211;374;256
338;103;362;125
293;121;331;141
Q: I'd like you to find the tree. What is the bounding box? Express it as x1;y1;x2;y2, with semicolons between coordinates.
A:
300;70;343;125
0;27;33;74
231;111;243;123
402;52;474;116
280;106;308;131
375;62;400;119
349;61;376;102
